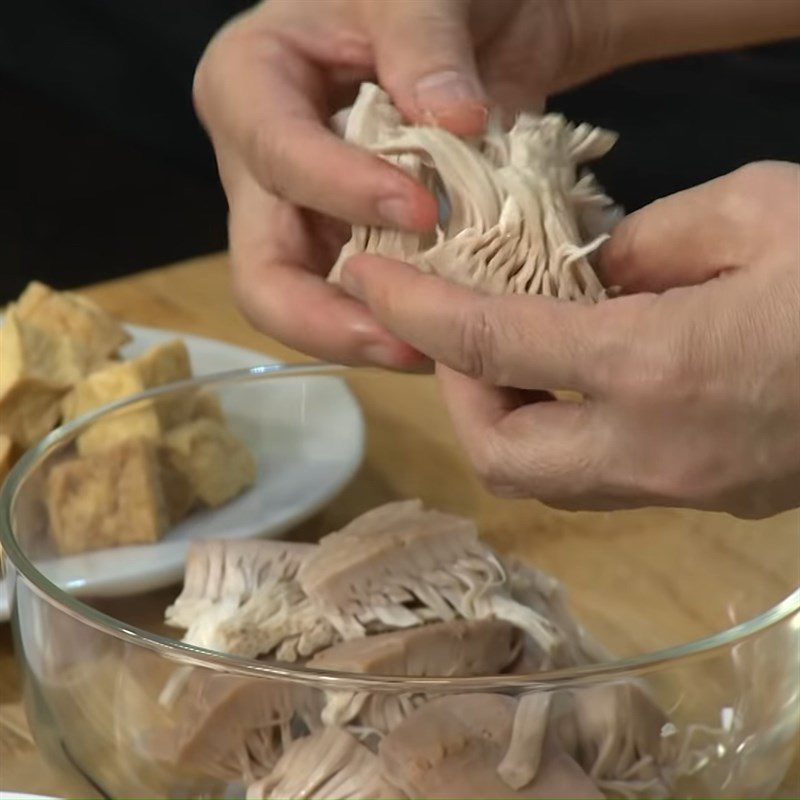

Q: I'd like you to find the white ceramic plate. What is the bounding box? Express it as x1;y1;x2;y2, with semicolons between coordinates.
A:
0;793;61;800
0;324;364;621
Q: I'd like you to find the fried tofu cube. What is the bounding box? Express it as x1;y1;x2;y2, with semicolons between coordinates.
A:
62;339;194;454
17;281;130;367
163;418;256;507
0;433;14;484
45;438;170;555
187;390;224;423
134;339;193;428
62;360;160;454
1;306;90;389
158;447;196;524
0;376;65;450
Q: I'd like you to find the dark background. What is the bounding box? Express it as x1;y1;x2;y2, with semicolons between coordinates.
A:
1;2;798;303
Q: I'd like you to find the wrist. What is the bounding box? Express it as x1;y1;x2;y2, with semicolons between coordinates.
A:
586;0;800;73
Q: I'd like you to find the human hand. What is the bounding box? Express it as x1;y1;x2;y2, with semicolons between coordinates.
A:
193;0;611;367
340;162;800;518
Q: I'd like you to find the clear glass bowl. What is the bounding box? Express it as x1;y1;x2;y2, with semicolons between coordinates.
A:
1;365;798;800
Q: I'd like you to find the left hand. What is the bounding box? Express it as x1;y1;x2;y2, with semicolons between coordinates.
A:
340;161;800;518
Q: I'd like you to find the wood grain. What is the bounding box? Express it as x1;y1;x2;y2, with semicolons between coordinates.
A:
1;253;798;798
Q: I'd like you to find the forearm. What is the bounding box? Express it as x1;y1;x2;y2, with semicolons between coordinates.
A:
576;0;800;76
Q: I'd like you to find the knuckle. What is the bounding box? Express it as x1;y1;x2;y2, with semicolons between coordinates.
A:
723;161;797;218
456;303;497;380
191;23;236;125
470;437;511;496
251;125;285;196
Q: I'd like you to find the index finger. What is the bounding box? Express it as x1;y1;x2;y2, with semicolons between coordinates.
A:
195;21;438;231
341;255;615;394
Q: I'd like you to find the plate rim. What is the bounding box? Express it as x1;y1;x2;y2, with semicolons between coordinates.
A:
0;323;364;620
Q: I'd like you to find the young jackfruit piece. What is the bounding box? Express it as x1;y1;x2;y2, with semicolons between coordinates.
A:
149;670;310;783
378;694;601;799
246;726;402;800
504;557;612;669
165;539;335;661
62;338;192;455
16;280;130;367
307;619;521;733
564;682;675;798
329;83;620;301
45;437;170;554
162;417;256;508
298;500;561;654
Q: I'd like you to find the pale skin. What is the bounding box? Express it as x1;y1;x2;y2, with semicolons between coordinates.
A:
195;0;800;518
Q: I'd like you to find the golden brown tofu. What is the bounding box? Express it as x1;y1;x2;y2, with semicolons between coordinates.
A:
164;418;256;507
62;339;194;454
17;281;130;366
0;433;14;484
134;339;193;428
157;447;196;524
2;305;90;388
187;389;224;423
0;375;66;450
62;360;160;455
46;438;170;555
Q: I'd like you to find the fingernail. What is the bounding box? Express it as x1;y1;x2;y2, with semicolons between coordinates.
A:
376;195;414;228
415;70;482;112
362;342;402;369
340;263;364;301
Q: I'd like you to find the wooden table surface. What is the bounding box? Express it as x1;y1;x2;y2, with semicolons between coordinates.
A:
1;252;798;798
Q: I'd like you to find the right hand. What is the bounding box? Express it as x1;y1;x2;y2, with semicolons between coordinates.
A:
193;0;610;367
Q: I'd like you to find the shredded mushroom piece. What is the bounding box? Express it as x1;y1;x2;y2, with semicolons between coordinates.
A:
329;83;621;299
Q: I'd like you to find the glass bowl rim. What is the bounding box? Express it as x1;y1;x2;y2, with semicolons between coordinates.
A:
2;362;798;693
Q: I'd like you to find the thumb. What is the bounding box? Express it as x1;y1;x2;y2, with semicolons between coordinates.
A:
599;165;791;294
359;0;487;136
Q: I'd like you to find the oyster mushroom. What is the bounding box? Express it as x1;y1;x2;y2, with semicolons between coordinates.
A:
378;694;601;799
166;539;336;660
329;83;620;301
149;670;312;783
246;726;403;800
298;500;561;655
307;618;521;732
